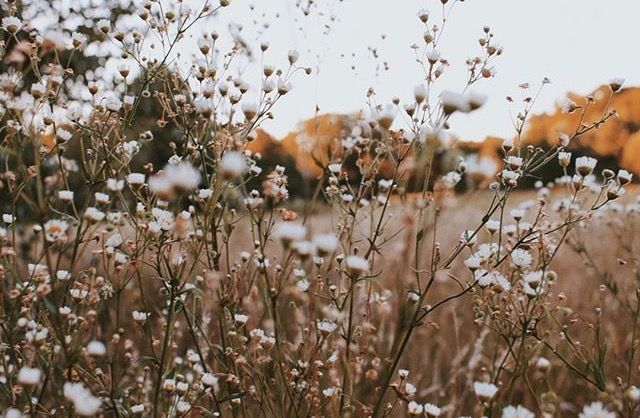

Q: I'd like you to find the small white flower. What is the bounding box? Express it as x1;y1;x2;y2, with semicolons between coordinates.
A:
70;288;88;300
313;233;339;256
234;313;249;324
345;255;369;275
220;152;247;178
466;91;487;110
419;124;446;146
618;169;633;185
58;190;75;201
579;402;616;418
485;219;501;234
95;192;110;204
442;171;462;189
424;403;441;417
327;163;342;176
149;163;201;195
473;381;498;401
44;219;69;242
292;240;314;257
84;207;105;222
492;272;511;293
176;400;191;413
625;385;640;403
163;378;176;391
277;78;292;95
114;252;129;265
198;188;213;199
69;32;87;49
202;372;219;388
127;173;146;185
558;151;572;167
341;193;354;203
96;19;110;33
460;230;477;246
2;17;22;33
63;382;102;416
132;310;148;322
405;382;417;396
408;401;423;415
104;96;122;112
176;381;189;394
86;341;107;356
426;49;441;64
523;270;543;288
559;132;571;147
3;408;23;418
106;232;123;248
465;255;482;270
561;99;579;114
501;405;534;418
18;366;41;385
511;248;532;269
288;49;300;64
474;269;492;287
440;90;470;114
107;178;125;191
523;282;544;298
241;102;259;120
375;104;396;129
575;156;597;177
501;169;520;186
536;356;551;371
317;319;338;334
322;387;337;397
273;223;306;246
414;84;427;103
510;209;525;221
609;77;625;92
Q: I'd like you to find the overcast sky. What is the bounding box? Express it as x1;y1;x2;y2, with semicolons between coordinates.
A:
215;0;639;140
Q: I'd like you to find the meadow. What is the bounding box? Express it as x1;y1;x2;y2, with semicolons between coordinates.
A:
0;0;638;417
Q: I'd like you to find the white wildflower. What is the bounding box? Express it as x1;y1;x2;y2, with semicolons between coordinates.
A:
345;255;369;276
86;341;107;356
17;366;41;385
473;381;498;401
511;248;532;268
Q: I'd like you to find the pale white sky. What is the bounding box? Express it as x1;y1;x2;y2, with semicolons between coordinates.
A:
215;0;640;141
